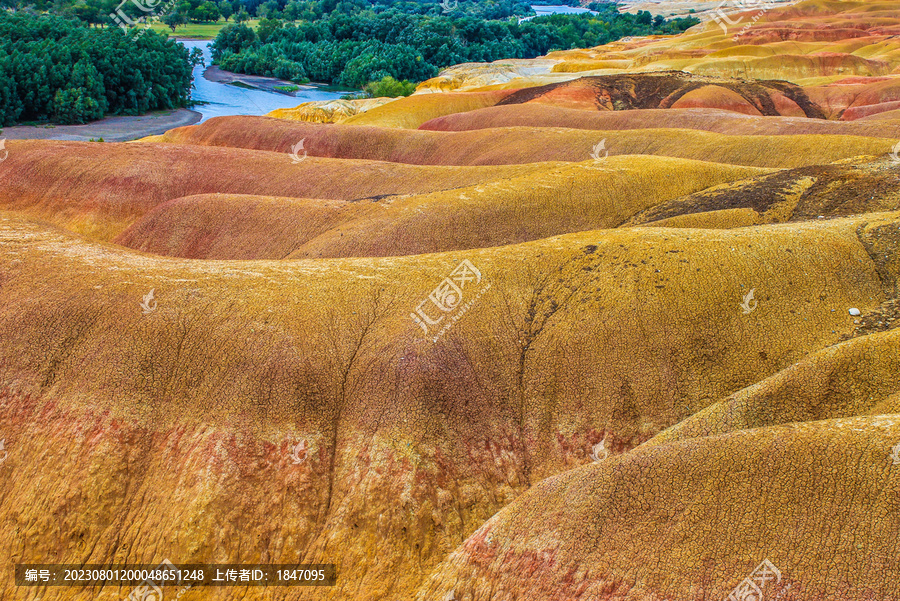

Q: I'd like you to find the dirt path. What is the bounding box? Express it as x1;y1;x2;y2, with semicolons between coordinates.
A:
1;108;201;142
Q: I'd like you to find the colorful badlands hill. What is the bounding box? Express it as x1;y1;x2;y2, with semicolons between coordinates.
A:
413;1;900;94
2;0;900;600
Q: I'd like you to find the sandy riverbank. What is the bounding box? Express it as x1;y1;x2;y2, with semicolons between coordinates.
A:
1;108;201;142
203;64;351;97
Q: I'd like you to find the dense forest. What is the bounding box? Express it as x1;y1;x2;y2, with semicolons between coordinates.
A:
211;1;699;87
0;12;200;125
0;0;697;124
4;0;533;27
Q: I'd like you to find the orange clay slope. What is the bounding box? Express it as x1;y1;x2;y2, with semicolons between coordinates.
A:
419;103;900;136
646;327;900;448
148;114;895;168
624;156;900;229
115;157;900;259
270;89;516;128
417;249;900;601
2;208;899;600
416;413;900;601
264;97;395;124
491;71;828;115
0;139;561;241
437;70;900;121
114;156;765;259
114;154;900;261
405;69;900;128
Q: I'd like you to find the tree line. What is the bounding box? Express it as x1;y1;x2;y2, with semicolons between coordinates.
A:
1;0;537;28
211;2;699;88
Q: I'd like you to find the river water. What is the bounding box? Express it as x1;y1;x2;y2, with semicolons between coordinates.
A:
519;5;598;22
530;4;598;16
179;40;345;123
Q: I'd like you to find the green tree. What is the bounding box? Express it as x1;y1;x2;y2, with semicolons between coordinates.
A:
256;16;282;42
0;67;23;126
162;10;185;31
191;0;220;22
52;87;102;124
72;0;118;25
256;0;280;19
363;75;415;97
282;0;302;21
218;0;233;20
211;22;257;57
